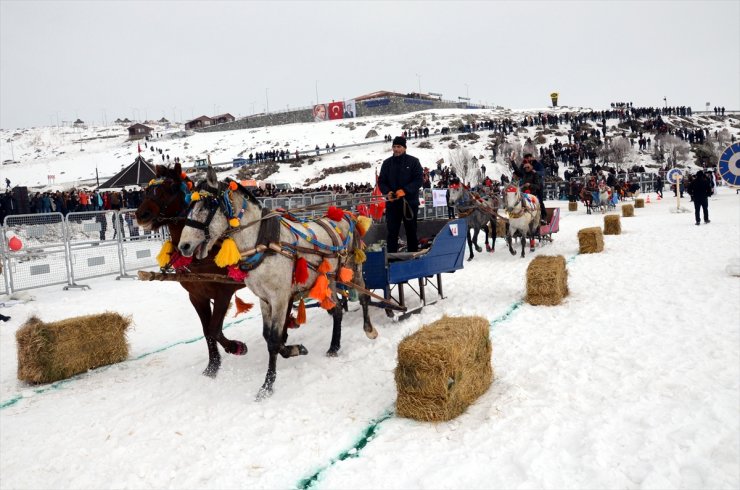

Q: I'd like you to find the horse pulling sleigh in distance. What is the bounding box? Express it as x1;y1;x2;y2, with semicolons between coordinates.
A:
500;184;561;258
448;184;500;261
176;167;378;399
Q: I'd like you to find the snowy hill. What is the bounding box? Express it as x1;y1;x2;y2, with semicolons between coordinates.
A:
2;107;737;191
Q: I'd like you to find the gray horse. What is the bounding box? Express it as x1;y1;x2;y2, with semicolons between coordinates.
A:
449;185;499;261
177;167;377;399
502;184;541;258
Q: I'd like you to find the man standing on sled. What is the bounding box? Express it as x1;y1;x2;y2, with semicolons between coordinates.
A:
378;136;424;253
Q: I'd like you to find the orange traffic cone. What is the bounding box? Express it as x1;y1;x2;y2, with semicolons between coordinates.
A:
646;194;651;204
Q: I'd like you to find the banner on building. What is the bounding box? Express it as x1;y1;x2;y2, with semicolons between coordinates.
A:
313;104;327;122
343;99;356;118
328;102;344;120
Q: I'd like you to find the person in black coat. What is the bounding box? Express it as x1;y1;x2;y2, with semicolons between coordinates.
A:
378;136;424;252
687;170;712;225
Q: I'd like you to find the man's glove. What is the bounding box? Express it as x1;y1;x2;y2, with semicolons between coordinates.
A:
395;189;406;198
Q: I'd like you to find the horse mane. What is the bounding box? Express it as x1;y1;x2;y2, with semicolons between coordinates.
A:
255;208;281;248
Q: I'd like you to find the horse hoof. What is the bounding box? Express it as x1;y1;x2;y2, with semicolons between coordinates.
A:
475;246;482;253
298;345;309;356
509;250;516;256
255;387;273;401
229;341;248;356
326;348;339;357
202;365;219;378
467;256;474;262
385;309;395;318
364;326;379;340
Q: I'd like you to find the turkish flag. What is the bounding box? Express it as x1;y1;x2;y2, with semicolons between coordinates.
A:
328;102;344;120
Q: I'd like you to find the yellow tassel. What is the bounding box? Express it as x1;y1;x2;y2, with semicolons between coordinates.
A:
320;297;336;310
354;248;366;264
356;216;372;236
339;266;353;282
233;296;254;317
296;298;306;324
156;240;174;268
229;218;240;228
191;191;201;201
214;238;241;268
309;274;329;301
318;258;332;274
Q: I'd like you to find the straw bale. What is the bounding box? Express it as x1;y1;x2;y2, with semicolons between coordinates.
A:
16;312;131;384
578;227;604;254
634;198;645;208
395;316;492;422
622;204;634;217
496;219;507;238
603;214;621;235
568;201;578;212
526;255;568;305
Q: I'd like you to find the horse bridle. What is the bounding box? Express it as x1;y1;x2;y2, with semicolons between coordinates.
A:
144;178;191;223
183;184;228;243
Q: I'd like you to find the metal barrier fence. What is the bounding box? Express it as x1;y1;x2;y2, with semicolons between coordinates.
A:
1;209;166;294
0;179;664;293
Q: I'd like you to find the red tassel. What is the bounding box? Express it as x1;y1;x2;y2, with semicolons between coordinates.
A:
294;257;309;284
227;265;249;282
296;299;306;324
317;259;332;274
170;252;193;270
327;206;344;222
233;296;254;317
339;266;353;283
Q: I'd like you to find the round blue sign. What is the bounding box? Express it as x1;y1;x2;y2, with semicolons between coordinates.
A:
718;143;740;187
667;168;683;185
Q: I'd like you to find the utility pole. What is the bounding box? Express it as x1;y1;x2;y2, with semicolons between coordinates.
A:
265;88;269;113
315;80;319;106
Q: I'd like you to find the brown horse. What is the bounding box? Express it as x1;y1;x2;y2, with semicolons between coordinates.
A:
135;163;248;377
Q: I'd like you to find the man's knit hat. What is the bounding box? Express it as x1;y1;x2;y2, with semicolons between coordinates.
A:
392;136;406;148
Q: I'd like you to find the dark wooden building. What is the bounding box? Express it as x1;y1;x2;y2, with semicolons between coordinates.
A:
127;123;153;140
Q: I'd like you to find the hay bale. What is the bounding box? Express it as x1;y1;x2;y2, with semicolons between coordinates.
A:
395;316;492;422
622;204;634;217
578;227;604;254
496;219;507;238
634;198;645;208
568;201;578;212
16;313;131;384
526;255;568;306
603;214;621;235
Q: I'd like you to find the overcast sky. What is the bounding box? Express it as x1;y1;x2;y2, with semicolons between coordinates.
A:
1;0;738;129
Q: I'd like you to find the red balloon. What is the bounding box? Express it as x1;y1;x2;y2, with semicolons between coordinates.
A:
8;236;22;251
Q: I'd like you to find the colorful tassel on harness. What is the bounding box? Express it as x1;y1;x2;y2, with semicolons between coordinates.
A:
356;215;372;237
233;296;254;317
294;257;309;284
157;240;174;268
309;274;329;302
170;251;193;270
318;258;332;274
227;265;248;282
339;266;353;283
327;206;344;222
296;298;306;325
320;297;336;310
354;248;366;264
215;238;241;268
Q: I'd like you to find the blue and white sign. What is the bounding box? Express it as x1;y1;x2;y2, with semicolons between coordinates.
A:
667;168;684;185
718;143;740;187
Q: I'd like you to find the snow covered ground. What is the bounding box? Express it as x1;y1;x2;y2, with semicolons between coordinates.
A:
1;186;738;489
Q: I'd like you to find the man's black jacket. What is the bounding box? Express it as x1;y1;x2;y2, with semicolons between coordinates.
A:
378;153;424;206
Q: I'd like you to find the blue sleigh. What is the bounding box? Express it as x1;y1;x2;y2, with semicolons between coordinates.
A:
362;219;468;318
